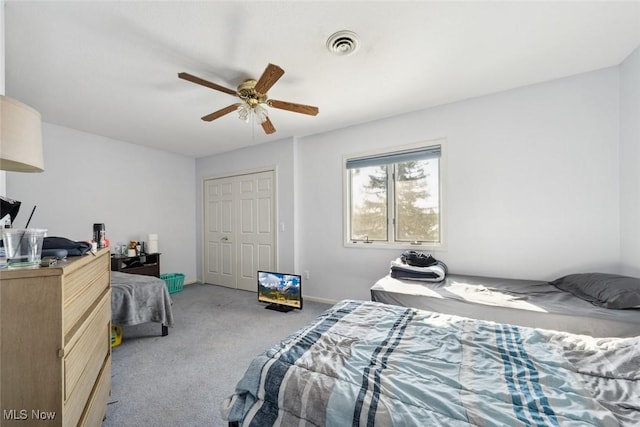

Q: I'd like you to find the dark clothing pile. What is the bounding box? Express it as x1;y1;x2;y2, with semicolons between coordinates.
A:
390;250;448;282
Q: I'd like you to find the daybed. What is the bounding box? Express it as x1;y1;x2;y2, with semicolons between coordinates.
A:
111;271;174;336
221;299;640;426
371;273;640;337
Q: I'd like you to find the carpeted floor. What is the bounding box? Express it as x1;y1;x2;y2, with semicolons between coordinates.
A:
102;283;332;427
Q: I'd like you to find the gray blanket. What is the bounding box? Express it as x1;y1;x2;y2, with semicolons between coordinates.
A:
111;271;174;327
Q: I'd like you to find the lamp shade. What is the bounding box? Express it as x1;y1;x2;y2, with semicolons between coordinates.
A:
0;95;44;172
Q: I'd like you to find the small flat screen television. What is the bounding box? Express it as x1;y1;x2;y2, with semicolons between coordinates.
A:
257;270;303;312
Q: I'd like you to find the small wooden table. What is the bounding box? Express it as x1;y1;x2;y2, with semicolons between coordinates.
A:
111;253;160;277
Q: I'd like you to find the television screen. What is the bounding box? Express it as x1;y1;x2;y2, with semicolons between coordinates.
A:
257;270;302;312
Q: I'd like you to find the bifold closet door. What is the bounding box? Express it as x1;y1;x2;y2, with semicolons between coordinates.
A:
203;170;276;290
204;176;236;288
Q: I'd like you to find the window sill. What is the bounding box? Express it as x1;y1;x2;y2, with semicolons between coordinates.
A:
344;240;446;251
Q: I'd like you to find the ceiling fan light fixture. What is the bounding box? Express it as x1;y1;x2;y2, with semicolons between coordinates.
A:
237;102;268;124
326;30;360;56
254;104;269;124
237;103;251;123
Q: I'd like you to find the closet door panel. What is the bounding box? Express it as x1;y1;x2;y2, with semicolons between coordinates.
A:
204;170;275;291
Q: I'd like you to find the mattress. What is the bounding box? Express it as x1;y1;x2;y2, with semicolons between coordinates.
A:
371;274;640;337
222;299;640;426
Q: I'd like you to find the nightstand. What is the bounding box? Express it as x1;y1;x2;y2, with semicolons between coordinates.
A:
111;253;161;277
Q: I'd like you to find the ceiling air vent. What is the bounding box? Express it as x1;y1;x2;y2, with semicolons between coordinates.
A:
326;30;360;56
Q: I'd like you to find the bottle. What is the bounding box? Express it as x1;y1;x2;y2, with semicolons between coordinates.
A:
139;242;146;263
93;223;106;249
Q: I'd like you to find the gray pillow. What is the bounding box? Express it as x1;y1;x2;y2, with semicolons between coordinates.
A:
550;273;640;309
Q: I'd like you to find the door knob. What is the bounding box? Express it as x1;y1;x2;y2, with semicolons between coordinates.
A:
220;236;229;241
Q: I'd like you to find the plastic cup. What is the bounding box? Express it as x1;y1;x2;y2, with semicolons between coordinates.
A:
2;228;47;269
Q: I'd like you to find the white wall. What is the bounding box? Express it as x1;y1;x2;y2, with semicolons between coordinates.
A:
6;123;198;282
295;67;622;301
620;46;640;276
1;0;6;196
195;137;296;277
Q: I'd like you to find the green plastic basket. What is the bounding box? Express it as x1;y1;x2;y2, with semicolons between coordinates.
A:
160;273;185;294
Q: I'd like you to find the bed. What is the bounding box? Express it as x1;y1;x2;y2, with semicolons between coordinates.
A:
111;271;174;336
221;299;639;426
371;274;640;338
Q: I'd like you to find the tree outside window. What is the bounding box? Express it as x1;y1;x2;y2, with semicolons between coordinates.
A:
395;159;439;243
350;165;388;241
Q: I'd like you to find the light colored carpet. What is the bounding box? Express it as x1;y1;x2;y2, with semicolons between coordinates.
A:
102;283;332;427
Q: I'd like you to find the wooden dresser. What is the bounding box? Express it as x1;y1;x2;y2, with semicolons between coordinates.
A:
0;248;111;427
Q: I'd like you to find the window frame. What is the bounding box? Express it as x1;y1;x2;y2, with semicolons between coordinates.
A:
343;139;446;250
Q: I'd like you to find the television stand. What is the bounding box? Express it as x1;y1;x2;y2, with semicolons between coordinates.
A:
265;303;294;313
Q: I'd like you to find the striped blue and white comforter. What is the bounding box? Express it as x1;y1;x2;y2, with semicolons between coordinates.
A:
221;300;639;426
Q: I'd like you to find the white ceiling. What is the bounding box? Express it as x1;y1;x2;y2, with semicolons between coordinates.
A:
4;1;640;159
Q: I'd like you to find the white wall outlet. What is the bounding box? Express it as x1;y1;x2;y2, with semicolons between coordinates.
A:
304;270;310;280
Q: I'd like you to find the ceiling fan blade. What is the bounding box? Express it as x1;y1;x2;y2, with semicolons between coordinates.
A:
261;117;276;134
201;103;241;122
268;99;319;116
178;72;237;96
254;64;285;94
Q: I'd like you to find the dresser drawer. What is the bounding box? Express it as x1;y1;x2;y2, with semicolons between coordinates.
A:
63;257;110;340
64;292;111;426
79;355;111;427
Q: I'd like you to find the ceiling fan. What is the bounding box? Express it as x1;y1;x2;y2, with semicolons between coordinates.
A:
178;64;319;135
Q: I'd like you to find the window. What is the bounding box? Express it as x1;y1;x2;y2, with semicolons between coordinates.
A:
344;142;444;248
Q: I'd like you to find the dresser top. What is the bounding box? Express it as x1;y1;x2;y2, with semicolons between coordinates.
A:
0;248;110;280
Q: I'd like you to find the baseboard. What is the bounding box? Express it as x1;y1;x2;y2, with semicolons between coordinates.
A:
181;283;339;306
303;295;338;305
